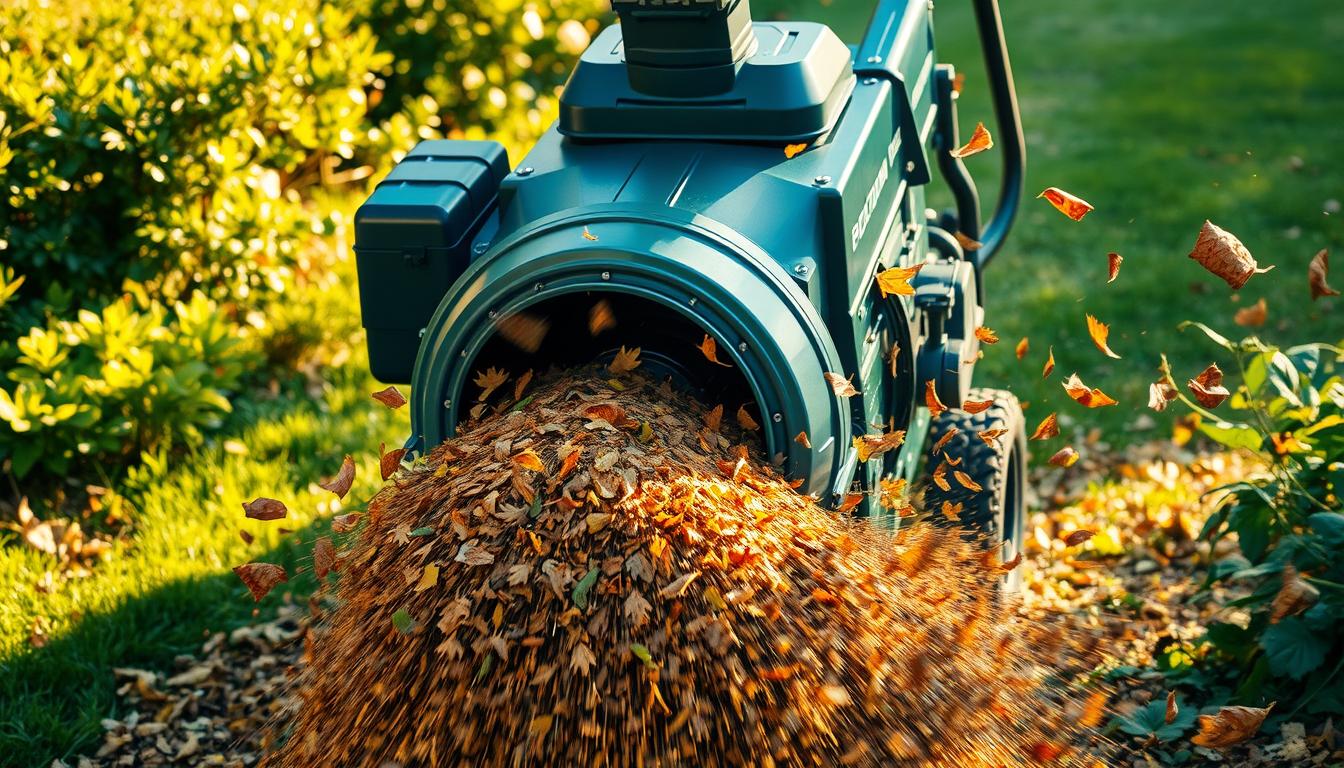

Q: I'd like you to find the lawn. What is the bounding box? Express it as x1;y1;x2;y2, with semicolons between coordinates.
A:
2;0;1342;764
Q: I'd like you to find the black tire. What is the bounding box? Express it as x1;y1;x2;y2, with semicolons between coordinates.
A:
922;387;1028;591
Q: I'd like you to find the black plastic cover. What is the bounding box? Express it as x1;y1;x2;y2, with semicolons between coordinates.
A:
354;140;510;383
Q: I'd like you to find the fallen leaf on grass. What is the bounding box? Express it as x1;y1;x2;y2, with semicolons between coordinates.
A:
1038;187;1093;221
1187;364;1230;408
825;372;860;397
371;386;407;409
874;264;924;298
697;335;733;367
1086;314;1121;359
233;562;287;602
1234;298;1267;327
1048;447;1079;468
1063;373;1118;408
1107;252;1123;283
1189;220;1273;289
1030;413;1059;440
319;455;356;499
1309;249;1338;299
950;122;994;158
609;346;641;375
242;498;287;521
1191;704;1274;749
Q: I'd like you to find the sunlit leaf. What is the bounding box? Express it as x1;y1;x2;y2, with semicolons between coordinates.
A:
925;381;948;418
978;428;1007;445
371;386;407;409
1191;704;1273;749
874;264;924;298
1085;314;1121;359
1048;447;1079;468
1187;364;1230;408
736;405;760;431
1038;187;1093;221
953;470;982;492
1030;413;1059;440
825;372;860;398
1062;373;1118;408
242;498;287;521
1188;220;1273;289
1234;298;1267;327
512;449;544;473
794;431;811;449
696;335;733;367
974;326;999;344
1042;346;1055;378
1107;252;1123;283
1015;337;1029;360
582;226;598;241
963;399;993;414
1148;379;1178;412
379;443;407;481
1309;248;1338;299
609;346;641;375
784;142;808;159
313;537;336;579
950;122;993;159
414;563;439;592
233;562;287;602
1269;564;1318;623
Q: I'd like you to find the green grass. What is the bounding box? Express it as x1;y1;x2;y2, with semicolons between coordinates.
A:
758;0;1344;438
3;2;1343;764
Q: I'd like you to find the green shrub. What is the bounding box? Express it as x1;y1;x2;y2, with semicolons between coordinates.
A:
1164;323;1344;719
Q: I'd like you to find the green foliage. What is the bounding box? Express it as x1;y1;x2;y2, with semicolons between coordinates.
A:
1166;330;1344;718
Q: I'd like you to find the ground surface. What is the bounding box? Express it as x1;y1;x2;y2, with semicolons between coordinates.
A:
3;0;1342;765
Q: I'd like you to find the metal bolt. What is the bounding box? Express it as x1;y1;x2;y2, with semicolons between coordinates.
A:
443;399;452;409
418;327;426;339
772;413;782;423
473;242;489;256
866;55;882;64
793;263;809;276
688;297;698;307
863;77;879;85
460;350;467;358
517;167;534;177
813;175;831;186
533;282;544;292
905;161;916;173
488;310;498;319
737;342;748;353
601;271;611;281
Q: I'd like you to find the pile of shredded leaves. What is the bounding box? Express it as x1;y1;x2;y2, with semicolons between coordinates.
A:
257;371;1105;767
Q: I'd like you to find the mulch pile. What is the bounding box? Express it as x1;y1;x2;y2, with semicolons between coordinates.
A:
255;371;1105;767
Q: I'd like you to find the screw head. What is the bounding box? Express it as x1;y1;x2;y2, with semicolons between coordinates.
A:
863;77;879;85
813;175;832;186
517;167;534;177
793;263;809;276
688;297;698;307
443;399;452;409
737;342;748;353
601;271;611;281
772;413;783;423
866;55;882;64
905;161;916;173
473;242;489;255
418;327;426;339
488;310;498;319
533;282;544;292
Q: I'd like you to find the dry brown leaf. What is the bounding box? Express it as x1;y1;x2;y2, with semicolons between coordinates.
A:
696;335;733;367
953;470;982;492
955;232;984;252
474;367;510;401
925;381;948;418
379;443;406;481
1063;530;1094;547
736;405;760;431
371;386;407;409
1270;564;1319;623
999;551;1022;572
514;370;534;401
940;500;962;521
963;399;994;414
319;455;356;500
1038;187;1093;221
313;537;336;579
1166;691;1179;726
1187;364;1230;408
1080;691;1109;728
794;431;811;449
1015;337;1029;360
950;121;994;159
836;492;865;514
1309;248;1338;299
825;372;860;398
784;142;808;159
1148;379;1178;412
1042;346;1055;378
242;498;287;522
874;264;924;298
608;346;642;375
978;428;1007;445
1107;252;1123;284
233;562;287;602
494;312;550;353
1234;298;1268;327
239;530;254;545
1191;704;1274;749
1188;220;1273;289
1048;447;1079;468
931;428;958;455
1062;373;1118;408
854;431;906;463
1085;314;1121;359
588;299;616;336
1030;413;1059;441
703;404;724;432
332;512;362;533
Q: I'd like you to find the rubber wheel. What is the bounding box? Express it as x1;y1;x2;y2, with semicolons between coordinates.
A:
922;387;1028;592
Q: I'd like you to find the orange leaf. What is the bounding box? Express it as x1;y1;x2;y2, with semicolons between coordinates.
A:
836;492;864;514
953;470;982;492
371;386;407;409
955;232;983;251
950;121;994;159
1309;248;1338;300
582;226;598;241
233;562;287;602
379;442;406;481
874;264;924;298
999;551;1022;572
1188;220;1273;289
318;455;355;500
1042;346;1055;378
1015;337;1029;360
588;299;617;335
703;404;724;432
794;431;811;449
854;431;906;463
1038;187;1093;221
1270;564;1319;623
1107;252;1123;283
962;399;993;414
974;326;999;344
784;142;808;159
736;405;760;431
977;428;1007;445
474;367;510;401
494;311;550;353
1187;364;1230;408
1049;446;1080;468
1191;704;1274;749
941;500;962;521
513;369;534;401
512;449;544;473
931;427;958;454
696;335;733;367
925;380;948;418
242;498;287;522
608;345;642;375
1234;298;1268;327
825;372;861;398
1086;314;1121;359
313;536;336;579
1030;413;1059;440
1062;373;1118;408
932;463;952;492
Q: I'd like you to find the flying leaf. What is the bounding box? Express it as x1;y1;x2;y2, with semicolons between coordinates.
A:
974;326;999;344
696;335;733;367
624;590;652;628
736;405;760;431
978;428;1007;445
854;431;906;463
391;608;416;634
630;642;657;670
955;232;983;251
925;381;948;418
1165;691;1179;726
1191;704;1274;749
379;443;407;481
784;142;808;159
837;492;864;514
239;530;254;545
1270;564;1319;623
1187;364;1230;408
608;346;641;375
1062;373;1118;408
874;264;924;298
570;643;596;675
233;562;287;602
932;463;951;492
582;226;598;241
931;428;957;455
794;431;811;449
1030;413;1059;440
1234;298;1268;327
371;386;407;409
1038;187;1093;221
1086;314;1121;359
588;299;617;335
494;311;550;353
963;399;994;414
703;404;723;432
1309;249;1338;299
1015;337;1029;360
1063;529;1094;547
318;455;356;501
941;500;962;521
242;498;287;522
659;571;700;599
474;367;510;401
953;470;982;492
825;372;860;398
1188;220;1273;289
1048;447;1079;468
313;537;336;579
414;564;440;592
1042;346;1055;378
1107;252;1123;283
999;552;1023;572
950;121;994;159
572;567;600;610
332;512;362;533
1148;379;1178;412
